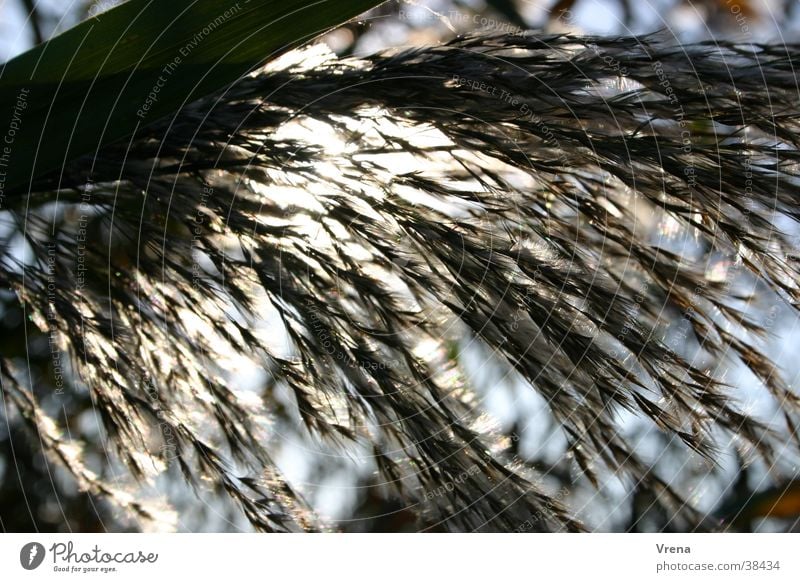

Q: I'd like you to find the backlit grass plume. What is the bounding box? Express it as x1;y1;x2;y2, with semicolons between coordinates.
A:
2;32;800;532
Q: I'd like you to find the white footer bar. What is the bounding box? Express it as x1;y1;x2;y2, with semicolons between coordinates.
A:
1;533;797;580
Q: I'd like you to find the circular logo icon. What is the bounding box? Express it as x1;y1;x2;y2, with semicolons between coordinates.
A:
20;542;46;570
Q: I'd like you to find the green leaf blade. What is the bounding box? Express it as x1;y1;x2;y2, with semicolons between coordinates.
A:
0;0;383;198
